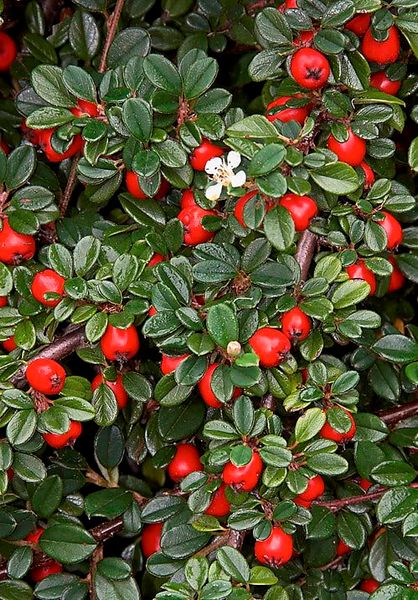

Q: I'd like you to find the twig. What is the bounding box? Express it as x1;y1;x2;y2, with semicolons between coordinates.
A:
90;518;124;543
377;399;418;425
195;530;246;557
295;230;317;282
99;0;125;73
315;482;418;511
60;157;79;217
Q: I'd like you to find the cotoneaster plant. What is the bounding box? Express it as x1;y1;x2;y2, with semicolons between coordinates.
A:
0;1;416;599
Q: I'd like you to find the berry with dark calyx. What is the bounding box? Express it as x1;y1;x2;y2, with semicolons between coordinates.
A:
320;408;356;443
190;139;223;171
327;128;366;166
43;420;82;449
370;71;401;95
100;324;140;361
278;193;317;231
31;269;66;307
222;449;263;492
336;539;352;556
30;560;63;583
234;190;258;227
387;256;405;293
346;260;376;295
178;205;216;245
281;307;312;342
167;443;203;482
91;372;128;409
249;327;291;368
294;474;325;508
125;171;170;200
360;161;375;188
141;522;163;558
70;99;99;117
161;353;189;375
26;358;66;395
360;579;380;593
254;526;294;567
147;253;165;267
266;95;310;125
361;26;401;65
0;217;36;265
0;32;17;71
26;527;45;545
378;211;403;250
198;363;241;408
290;48;330;90
2;336;16;352
345;13;371;36
41;130;83;162
205;483;231;517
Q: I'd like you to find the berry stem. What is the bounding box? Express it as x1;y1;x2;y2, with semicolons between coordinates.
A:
295;230;317;281
59;156;80;217
315;482;418;511
99;0;125;73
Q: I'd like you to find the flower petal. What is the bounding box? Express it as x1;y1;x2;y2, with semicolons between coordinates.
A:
205;182;222;201
227;151;241;169
230;170;247;188
205;157;223;175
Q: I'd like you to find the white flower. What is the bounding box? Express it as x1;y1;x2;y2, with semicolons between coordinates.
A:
204;151;246;201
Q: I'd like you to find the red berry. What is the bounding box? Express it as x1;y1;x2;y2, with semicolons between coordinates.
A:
294;475;325;507
281;307;312;342
30;560;63;583
178;206;216;245
26;358;66;395
180;189;198;209
125;171;170;200
359;478;372;491
254;526;294;567
41;130;83;162
346;260;376;295
320;408;356;443
7;467;13;480
278;193;318;231
234;191;258;227
387;256;405;293
360;161;375;187
198;363;241;408
3;336;16;352
31;269;66;307
336;539;352;556
278;0;298;9
148;306;157;316
249;327;291;368
266;95;310;125
345;14;371;37
0;32;17;71
0;139;9;155
294;30;315;47
361;26;401;65
190;139;223;171
92;372;128;409
0;296;7;307
370;71;401;95
167;443;203;482
70;99;99;118
43;420;82;449
26;527;45;545
378;211;403;250
290;48;330;90
161;353;189;375
0;217;36;265
101;324;140;361
327;128;366;166
141;522;163;558
360;579;380;593
222;450;263;492
147;253;165;267
205;483;231;518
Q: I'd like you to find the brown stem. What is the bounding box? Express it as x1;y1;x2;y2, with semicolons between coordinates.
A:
377;399;418;425
295;230;317;282
99;0;125;73
60;157;79;217
260;393;276;411
315;482;418;511
90;518;124;543
195;529;246;557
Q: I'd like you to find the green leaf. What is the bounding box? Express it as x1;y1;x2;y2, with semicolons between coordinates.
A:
39;524;96;564
6;146;37;191
123;98;153;142
161;524;211;559
94;573;140;600
310;162;359;194
295;408;326;443
85;489;132;518
31;65;74;107
306;453;349;475
183;57;218;100
63;65;96;101
263;206;295;251
377;488;418;524
372;334;418;363
226;115;279;140
107;28;151;69
69;10;100;60
143;54;182;94
32;475;63;518
206;303;239;348
331;279;371;308
217;547;250;584
248;143;285;177
371;461;417;487
73;236;101;277
408;137;418;172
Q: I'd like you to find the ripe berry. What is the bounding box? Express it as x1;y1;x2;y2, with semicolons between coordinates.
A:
178;206;216;245
234;191;258;227
266;95;310;125
278;0;298;9
148;306;157;316
294;475;325;507
0;296;7;306
378;211;403;250
31;269;65;307
281;307;312;342
205;483;231;518
278;193;318;231
30;560;63;583
361;26;401;65
360;579;380;593
222;450;263;492
0;32;17;71
290;48;330;90
0;139;9;154
26;527;45;545
43;420;82;449
346;260;376;295
161;353;189;375
360;161;375;187
41;130;83;162
92;372;128;409
190;139;223;171
294;30;314;47
3;336;16;352
336;539;352;556
70;100;99;118
345;14;371;37
249;327;291;368
370;71;401;95
0;217;36;264
26;358;66;395
198;363;241;408
100;324;140;361
387;256;405;293
359;478;372;491
147;253;165;267
167;443;203;482
180;189;197;210
254;526;294;567
320;408;356;443
141;522;163;558
125;171;170;200
327;128;366;166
